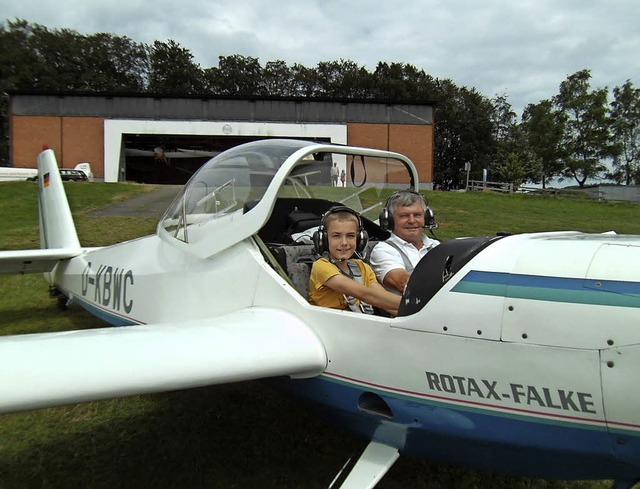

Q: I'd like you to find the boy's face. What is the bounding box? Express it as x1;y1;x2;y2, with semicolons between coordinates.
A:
326;218;358;261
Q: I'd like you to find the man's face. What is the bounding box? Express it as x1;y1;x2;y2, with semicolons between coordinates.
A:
393;201;425;243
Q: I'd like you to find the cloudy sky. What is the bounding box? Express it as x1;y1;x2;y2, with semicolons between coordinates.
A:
3;0;639;115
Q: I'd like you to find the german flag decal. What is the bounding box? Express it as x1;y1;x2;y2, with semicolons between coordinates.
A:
43;172;50;187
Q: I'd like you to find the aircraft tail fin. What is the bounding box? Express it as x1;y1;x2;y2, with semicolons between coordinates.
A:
37;149;81;251
0;149;82;274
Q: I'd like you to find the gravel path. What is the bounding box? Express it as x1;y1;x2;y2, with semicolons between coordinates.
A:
88;185;183;218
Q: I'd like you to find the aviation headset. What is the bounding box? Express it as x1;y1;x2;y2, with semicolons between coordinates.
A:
378;190;437;231
312;206;369;256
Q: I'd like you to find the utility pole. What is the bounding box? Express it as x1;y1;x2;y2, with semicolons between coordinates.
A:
464;162;471;190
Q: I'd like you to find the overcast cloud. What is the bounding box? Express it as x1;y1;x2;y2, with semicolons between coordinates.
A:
3;0;639;115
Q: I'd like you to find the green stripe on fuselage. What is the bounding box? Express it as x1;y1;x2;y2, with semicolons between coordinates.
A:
452;274;640;308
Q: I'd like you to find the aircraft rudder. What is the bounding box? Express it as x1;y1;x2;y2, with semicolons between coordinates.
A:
37;149;81;251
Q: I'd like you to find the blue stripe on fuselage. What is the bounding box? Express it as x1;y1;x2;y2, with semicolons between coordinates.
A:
71;294;141;326
453;271;640;308
268;374;640;480
462;271;640;294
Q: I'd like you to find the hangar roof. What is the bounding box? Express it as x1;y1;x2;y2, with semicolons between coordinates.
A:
8;91;434;125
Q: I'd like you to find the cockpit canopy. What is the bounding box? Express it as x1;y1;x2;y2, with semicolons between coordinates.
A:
159;139;419;257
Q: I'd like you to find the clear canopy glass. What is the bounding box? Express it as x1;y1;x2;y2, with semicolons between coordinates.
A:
160;139;416;244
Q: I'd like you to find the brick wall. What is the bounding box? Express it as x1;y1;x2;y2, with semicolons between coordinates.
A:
347;122;434;184
11;116;105;178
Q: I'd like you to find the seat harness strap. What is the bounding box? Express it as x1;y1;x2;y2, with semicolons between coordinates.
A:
339;260;374;314
383;240;415;273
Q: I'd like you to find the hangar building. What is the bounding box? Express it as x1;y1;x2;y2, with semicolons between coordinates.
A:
7;92;435;186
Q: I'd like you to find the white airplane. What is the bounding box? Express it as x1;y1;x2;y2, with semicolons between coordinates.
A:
1;139;640;489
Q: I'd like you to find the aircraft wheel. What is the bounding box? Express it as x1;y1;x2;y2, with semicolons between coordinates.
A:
57;296;68;311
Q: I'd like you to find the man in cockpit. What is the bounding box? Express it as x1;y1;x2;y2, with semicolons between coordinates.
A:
369;190;439;294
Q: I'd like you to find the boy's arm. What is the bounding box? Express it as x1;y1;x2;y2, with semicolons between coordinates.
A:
323;274;401;315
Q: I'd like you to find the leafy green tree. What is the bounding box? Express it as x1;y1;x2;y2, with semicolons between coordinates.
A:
315;59;372;98
490;94;523;186
0;20;40;92
521;99;566;188
553;69;612;187
372;62;437;100
491;94;518;142
0;20;148;93
492;151;526;188
290;63;319;97
609;80;640;184
0;20;39;162
262;60;294;96
434;80;496;189
204;55;262;96
147;39;203;95
17;22;87;91
80;33;148;92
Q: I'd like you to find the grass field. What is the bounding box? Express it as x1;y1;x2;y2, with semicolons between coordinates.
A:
1;181;639;488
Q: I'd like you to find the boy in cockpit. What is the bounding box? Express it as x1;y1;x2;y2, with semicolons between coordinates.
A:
309;207;401;316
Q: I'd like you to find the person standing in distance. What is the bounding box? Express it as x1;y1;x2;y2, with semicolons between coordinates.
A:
369;191;439;294
330;162;339;187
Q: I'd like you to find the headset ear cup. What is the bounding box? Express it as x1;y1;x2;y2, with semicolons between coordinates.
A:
357;229;369;253
424;206;437;229
378;209;386;230
312;228;324;255
379;208;393;231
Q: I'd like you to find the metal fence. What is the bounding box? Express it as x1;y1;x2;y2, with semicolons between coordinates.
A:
467;180;513;193
467;180;601;200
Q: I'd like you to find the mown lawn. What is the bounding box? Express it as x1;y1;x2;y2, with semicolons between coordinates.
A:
1;181;638;488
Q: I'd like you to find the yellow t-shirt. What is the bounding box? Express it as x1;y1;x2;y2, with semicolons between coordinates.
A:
308;258;378;310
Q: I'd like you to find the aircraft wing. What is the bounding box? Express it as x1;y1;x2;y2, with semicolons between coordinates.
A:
0;248;83;274
0;307;326;413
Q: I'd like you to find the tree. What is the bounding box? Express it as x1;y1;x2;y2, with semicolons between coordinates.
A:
80;33;148;92
314;59;372;98
553;69;612;187
0;20;39;162
433;80;496;189
0;20;40;92
290;63;319;97
372;62;437;101
521;99;566;188
13;22;88;91
0;20;148;93
609;80;640;184
491;94;517;142
262;60;294;96
490;94;524;187
204;55;262;96
147;40;203;95
492;151;526;187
